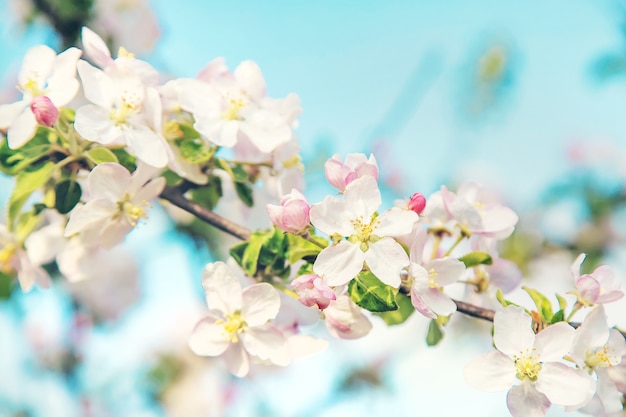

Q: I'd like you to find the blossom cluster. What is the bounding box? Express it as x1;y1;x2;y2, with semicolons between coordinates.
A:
1;27;625;417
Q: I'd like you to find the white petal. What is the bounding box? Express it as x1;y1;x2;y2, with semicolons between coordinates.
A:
536;362;595;406
313;241;364;287
234;60;266;100
241;283;281;326
81;27;113;68
19;45;56;87
25;223;66;265
74;104;120;144
309;195;353;237
77;60;113;108
0;100;28;129
571;306;609;364
188;317;229;356
88;162;131;200
64;200;115;237
494;306;535;357
464;350;516;392
242;325;291;366
202;262;242;313
126;126;168;168
410;289;436;319
342;176;381;219
507;383;551;417
376;207;418;236
420;288;457;317
7;108;37;149
424;257;466;286
223;342;249;377
364;237;409;288
597;368;623;413
533;322;575;362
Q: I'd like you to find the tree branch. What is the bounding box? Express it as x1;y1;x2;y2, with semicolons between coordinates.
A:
159;186;626;338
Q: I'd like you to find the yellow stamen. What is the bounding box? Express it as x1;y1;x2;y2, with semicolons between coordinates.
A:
513;349;542;382
221;98;246;121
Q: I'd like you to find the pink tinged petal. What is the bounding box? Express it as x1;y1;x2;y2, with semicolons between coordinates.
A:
81;27;114;68
324;296;372;339
576;275;601;303
313;241;364;286
536;362;595;406
7;109;37;148
409;263;430;291
424;257;466;286
325;156;352;191
364;237;409;288
241;283;281;325
478;205;519;236
494;306;536;357
596;290;624;304
533;322;575;362
202;262;242;313
410;288;436;319
342;176;381;219
30;96;58;127
488;258;523;293
88;162;131;200
376;207;419;236
464;350;516;392
420;287;457;317
0;100;28;129
606;329;626;361
77;60;114;108
309;196;353;237
507;382;551;417
98;218;133;249
188;317;230;356
125;126;168;168
571;253;586;279
241;325;291;366
133;177;165;204
223;342;250;377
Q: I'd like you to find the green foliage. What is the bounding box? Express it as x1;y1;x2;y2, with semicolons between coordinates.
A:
348;271;398;313
85;147;118;164
426;319;444;346
495;288;520;308
285;234;326;264
459;251;493;268
522;286;553;322
0;131;52;175
375;292;415;325
7;162;55;230
229;227;290;279
179;138;214;164
234;182;254;207
54;179;82;214
215;158;255;207
189;176;223;210
0;271;14;300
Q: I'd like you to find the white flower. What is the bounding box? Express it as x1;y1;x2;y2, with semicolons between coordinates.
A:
570;253;623;306
570;306;626;414
188;262;291;377
0;224;50;292
64;162;165;248
324;294;372;339
310;175;418;288
409;257;466;318
0;45;81;148
464;306;595;417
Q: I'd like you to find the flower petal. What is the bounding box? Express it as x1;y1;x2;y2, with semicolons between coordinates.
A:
533;322;574;362
313;240;364;287
188;316;230;356
536;363;595;407
241;283;281;326
364;237;409;288
464;350;516;392
202;262;242;313
420;287;457;317
242;325;291;366
494;306;535;357
223;342;249;377
507;382;551;417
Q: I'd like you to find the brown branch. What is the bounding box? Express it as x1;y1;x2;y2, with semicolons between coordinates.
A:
159;186;626;338
159;186;251;241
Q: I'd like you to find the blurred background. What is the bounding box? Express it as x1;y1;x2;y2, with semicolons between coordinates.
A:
2;0;626;416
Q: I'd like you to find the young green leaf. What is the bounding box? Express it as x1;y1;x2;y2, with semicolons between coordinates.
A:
54;179;82;214
458;251;493;268
85;147;119;164
8;162;55;229
375;293;415;325
348;271;398;312
522;286;553;322
426;319;444;346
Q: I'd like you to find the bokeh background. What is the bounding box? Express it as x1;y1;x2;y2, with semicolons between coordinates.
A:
2;0;626;416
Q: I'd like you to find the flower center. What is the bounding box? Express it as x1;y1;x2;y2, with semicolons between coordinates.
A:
217;311;247;343
20;76;46;98
110;91;143;124
221;98;246;121
118;195;149;226
428;268;440;288
349;215;381;251
513;350;542;382
585;346;619;370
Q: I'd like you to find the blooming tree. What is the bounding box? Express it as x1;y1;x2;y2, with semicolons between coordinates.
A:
1;26;626;417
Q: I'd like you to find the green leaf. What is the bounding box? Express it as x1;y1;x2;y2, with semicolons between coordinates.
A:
0;132;51;175
495;288;520;308
555;293;567;312
348;271;398;312
54;179;82;214
179;138;214;164
15;209;43;243
426;319;444;346
189;176;223;210
286;234;326;264
215;159;248;183
8;162;55;229
0;270;13;300
375;292;415;325
522;286;553;321
550;309;565;324
458;251;493;268
85;147;119;164
240;230;274;276
234;182;254;207
229;241;248;266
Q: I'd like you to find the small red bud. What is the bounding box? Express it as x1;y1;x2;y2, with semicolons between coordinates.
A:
30;96;59;127
408;192;426;215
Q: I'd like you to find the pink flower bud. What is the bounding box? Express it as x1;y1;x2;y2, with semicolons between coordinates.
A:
408;192;426;215
324;153;378;192
30;96;59;127
291;274;336;310
266;189;310;234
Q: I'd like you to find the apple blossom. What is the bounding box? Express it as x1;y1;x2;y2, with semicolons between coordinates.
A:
266;189;311;234
324;295;372;339
409;257;466;319
291;274;336;310
441;182;518;239
310;175;418;288
324;153;378;193
188;261;291;377
408;192;427;215
64;162;165;248
570;306;626;414
464;306;595;417
0;45;81;148
570;253;624;306
0;224;50;292
29;96;58;127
